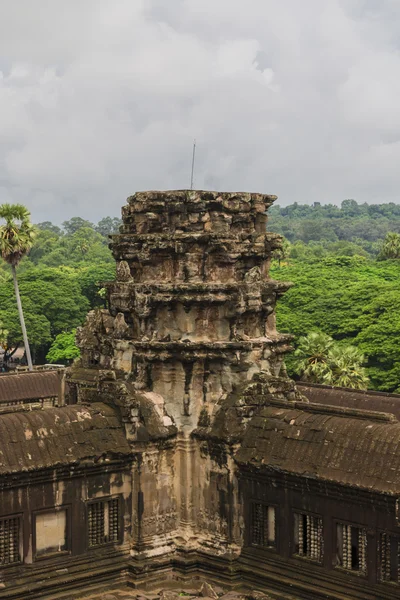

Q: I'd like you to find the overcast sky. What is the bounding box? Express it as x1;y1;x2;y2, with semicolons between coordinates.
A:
0;0;400;223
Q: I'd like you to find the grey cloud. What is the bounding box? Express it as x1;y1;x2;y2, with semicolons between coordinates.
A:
0;0;399;222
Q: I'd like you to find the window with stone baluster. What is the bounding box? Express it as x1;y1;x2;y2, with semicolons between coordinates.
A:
87;497;120;548
0;516;21;565
293;512;323;563
336;522;367;575
250;503;276;548
378;532;400;584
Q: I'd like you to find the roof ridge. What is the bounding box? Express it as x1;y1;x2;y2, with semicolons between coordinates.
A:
269;398;398;423
297;381;400;400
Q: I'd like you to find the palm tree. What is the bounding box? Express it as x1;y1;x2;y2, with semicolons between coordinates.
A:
377;232;400;260
293;331;334;382
78;239;89;256
272;237;291;268
324;345;369;390
294;331;369;390
0;204;36;371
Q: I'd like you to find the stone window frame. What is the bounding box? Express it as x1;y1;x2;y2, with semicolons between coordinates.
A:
249;501;277;550
334;520;368;576
377;530;400;585
32;505;71;561
85;495;122;550
292;510;324;564
0;513;23;567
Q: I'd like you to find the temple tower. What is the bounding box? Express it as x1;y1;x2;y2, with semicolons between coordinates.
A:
93;191;290;430
69;190;293;562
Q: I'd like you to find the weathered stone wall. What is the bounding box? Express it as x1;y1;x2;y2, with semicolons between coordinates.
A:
131;444;178;558
238;470;400;600
0;466;131;583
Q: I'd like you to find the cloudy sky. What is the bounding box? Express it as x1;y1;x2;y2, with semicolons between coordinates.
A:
0;0;400;223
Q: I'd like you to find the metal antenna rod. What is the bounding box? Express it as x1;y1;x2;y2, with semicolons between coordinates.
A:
190;139;196;190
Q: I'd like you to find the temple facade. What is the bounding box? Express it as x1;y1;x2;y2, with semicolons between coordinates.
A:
0;191;399;600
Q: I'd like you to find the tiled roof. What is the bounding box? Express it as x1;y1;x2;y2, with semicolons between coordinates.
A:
236;400;400;495
0;371;60;402
298;382;400;421
0;403;131;475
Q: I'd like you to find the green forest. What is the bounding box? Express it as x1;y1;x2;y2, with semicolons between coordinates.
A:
0;215;120;366
269;199;400;393
1;199;400;393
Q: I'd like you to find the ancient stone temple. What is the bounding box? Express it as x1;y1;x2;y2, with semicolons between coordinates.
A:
1;190;400;600
68;190;297;565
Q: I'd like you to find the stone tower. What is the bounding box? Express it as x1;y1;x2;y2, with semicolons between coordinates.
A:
68;190;295;565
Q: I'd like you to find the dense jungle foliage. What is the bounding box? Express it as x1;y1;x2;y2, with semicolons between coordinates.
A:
268;200;400;392
1;199;400;393
268;198;400;251
0;216;120;365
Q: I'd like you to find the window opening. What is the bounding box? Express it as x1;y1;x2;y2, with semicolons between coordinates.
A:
251;503;275;547
88;498;120;548
35;510;67;557
379;532;400;584
0;517;20;565
336;523;367;574
293;512;323;562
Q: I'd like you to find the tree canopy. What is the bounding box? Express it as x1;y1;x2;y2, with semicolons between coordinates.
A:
271;247;400;392
268;199;400;250
0;213;118;365
46;330;80;364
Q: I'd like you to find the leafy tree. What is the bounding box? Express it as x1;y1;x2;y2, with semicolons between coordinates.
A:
95;217;122;237
0;306;51;364
62;217;94;235
78;263;115;306
0;266;89;365
28;229;60;264
0;204;36;370
46;330;80;364
352;290;400;391
8;268;91;336
299;220;338;243
36;221;62;235
38;227;113;267
341;199;360;216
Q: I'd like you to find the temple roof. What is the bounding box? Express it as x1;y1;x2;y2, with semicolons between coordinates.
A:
236;400;400;495
0;370;61;402
0;403;131;475
298;382;400;421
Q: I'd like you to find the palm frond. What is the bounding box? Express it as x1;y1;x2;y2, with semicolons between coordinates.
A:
0;204;36;266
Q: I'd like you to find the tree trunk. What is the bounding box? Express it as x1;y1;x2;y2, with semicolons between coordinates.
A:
11;265;33;371
4;343;20;367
